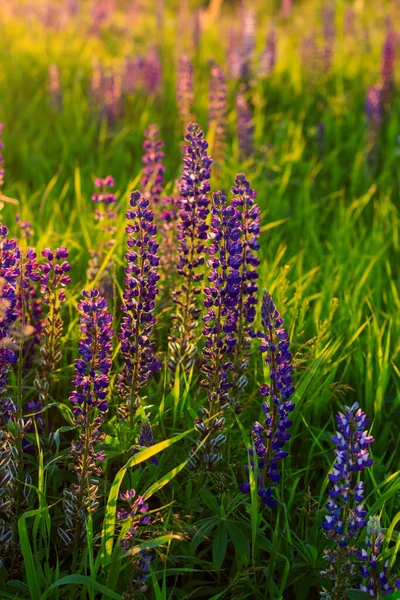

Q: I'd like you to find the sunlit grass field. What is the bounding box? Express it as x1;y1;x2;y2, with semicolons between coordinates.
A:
0;1;399;598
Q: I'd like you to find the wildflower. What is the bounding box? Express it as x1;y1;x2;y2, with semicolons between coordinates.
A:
140;125;165;206
230;173;260;404
321;403;374;596
169;123;211;372
357;515;398;597
176;55;194;130
59;289;113;548
15;247;41;372
142;47;162;96
259;29;276;77
189;191;242;468
87;175;117;297
34;246;71;436
118;191;160;425
208;62;227;167
236;90;254;160
134;421;158;466
240;291;295;507
118;489;153;594
380;30;397;109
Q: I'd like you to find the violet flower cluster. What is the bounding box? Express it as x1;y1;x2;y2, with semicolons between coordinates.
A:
0;224;21;566
358;516;398;597
118;489;153;594
135;421;158;466
118;191;160;425
380;30;397;108
140;125;165;206
169;123;211;371
208;62;227;166
236;90;254;160
48;63;62;111
176;54;194;129
240;291;295;507
189;191;242;468
124;48;162;97
59;288;113;547
321;403;374;596
259;29;276;77
230;173;260;398
16;246;42;372
34;247;71;434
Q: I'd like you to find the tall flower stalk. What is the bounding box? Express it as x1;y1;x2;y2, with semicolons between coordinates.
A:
0;224;21;568
0;123;5;188
169;123;211;372
34;247;71;438
380;30;397;110
230;174;260;406
176;55;194;131
87;175;117;299
236;90;254;160
240;291;295;507
140;125;165;207
208;62;227;168
189;191;241;468
118;191;160;426
59;289;112;564
320;403;374;598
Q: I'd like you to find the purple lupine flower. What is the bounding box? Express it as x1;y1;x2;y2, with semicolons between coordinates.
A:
240;290;295;507
365;85;382;152
227;27;243;79
176;54;194;130
117;191;160;425
344;6;355;37
118;489;153;594
87;175;117;298
259;28;276;77
0;224;21;411
34;247;71;434
0;123;4;188
169;123;211;371
358;516;397;597
48;63;62;111
230;173;260;399
134;421;158;466
320;403;374;596
236;90;254;160
15;247;42;372
15;214;34;242
0;224;21;564
158;195;179;297
143;47;162;96
140;125;165;206
380;30;397;108
189;191;242;469
58;288;113;547
240;8;256;83
208;62;227;166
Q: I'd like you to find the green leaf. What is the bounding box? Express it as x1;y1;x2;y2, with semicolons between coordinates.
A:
100;427;193;570
212;523;228;570
40;575;122;600
199;488;221;515
226;522;250;566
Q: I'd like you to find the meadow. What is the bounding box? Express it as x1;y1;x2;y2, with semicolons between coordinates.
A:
0;0;399;598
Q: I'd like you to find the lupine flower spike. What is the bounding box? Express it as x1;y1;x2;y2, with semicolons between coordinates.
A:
118;191;160;425
87;175;117;298
140;125;165;207
58;289;113;551
189;190;241;468
118;489;153;594
236;89;254;160
230;174;260;407
0;224;21;568
240;290;295;507
0;123;5;188
208;62;227;169
169;123;211;372
358;515;398;597
176;54;194;131
320;403;374;598
34;247;71;439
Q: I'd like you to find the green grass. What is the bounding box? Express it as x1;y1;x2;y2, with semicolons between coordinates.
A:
0;0;399;598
